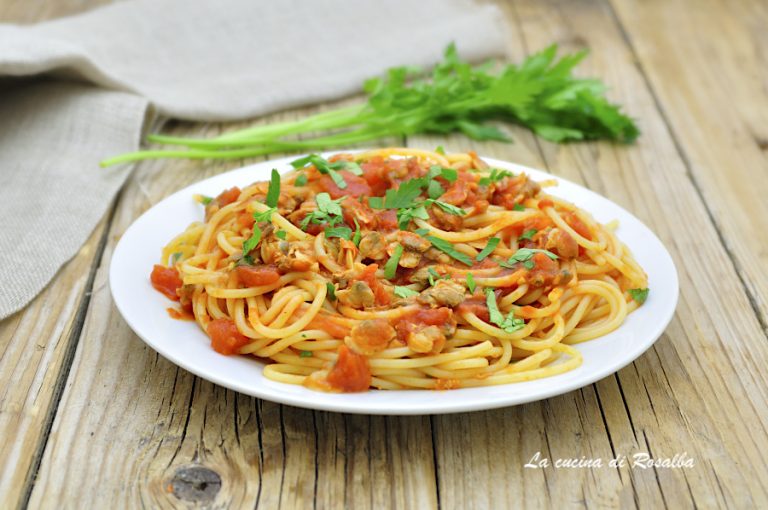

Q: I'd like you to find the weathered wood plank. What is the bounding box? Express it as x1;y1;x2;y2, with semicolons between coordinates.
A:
609;0;768;328
0;218;110;509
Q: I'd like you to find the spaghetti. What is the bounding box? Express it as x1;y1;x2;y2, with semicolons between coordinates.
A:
151;148;648;392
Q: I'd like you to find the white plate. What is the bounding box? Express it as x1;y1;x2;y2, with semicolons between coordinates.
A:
110;153;678;415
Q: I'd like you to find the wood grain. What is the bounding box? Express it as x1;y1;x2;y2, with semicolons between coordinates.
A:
610;0;768;329
2;0;768;508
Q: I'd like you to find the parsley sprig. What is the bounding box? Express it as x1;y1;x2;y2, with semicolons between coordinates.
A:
628;288;649;304
105;44;638;166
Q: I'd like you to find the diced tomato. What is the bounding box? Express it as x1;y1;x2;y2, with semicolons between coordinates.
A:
216;187;241;207
360;157;392;196
207;318;250;355
236;265;281;286
469;199;489;217
236;211;255;229
441;178;469;206
563;211;592;240
393;307;454;342
359;264;391;305
150;264;183;301
325;345;371;392
318;171;372;199
456;299;490;322
524;252;561;287
377;209;398;230
342;197;376;229
307;314;351;339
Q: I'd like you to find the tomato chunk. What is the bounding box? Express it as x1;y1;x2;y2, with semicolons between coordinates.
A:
216;186;241;207
325;344;372;392
207;318;250;355
359;264;391;305
236;265;281;287
377;209;398;230
524;252;561;287
393;307;454;342
360;156;393;196
456;299;490;322
150;264;183;301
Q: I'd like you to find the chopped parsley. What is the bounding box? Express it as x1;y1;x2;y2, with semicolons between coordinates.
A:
329;160;363;175
235;254;254;267
628;288;649;304
275;230;287;240
519;229;538;241
242;226;262;255
513;203;525;211
478;168;514;186
435;145;446;155
266;169;281;208
352;218;362;247
427;199;466;216
397;204;430;230
300;192;345;229
384;244;403;279
299;350;313;358
428;165;458;182
475;237;500;261
466;273;477;293
428;180;445;199
426;236;473;266
253;207;276;223
500;247;558;270
171;252;182;263
394;285;419;298
291;154;348;189
294;173;308;186
374;178;427;210
427;267;449;286
326;282;337;301
324;226;352;240
485;288;525;333
198;194;213;205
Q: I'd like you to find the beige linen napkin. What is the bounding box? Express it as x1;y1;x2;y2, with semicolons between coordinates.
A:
0;0;506;318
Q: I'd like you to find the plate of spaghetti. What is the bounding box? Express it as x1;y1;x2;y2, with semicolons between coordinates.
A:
110;147;678;414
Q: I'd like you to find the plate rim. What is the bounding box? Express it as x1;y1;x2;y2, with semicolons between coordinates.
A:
109;152;679;415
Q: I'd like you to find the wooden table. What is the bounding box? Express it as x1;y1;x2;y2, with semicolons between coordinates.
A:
2;0;767;508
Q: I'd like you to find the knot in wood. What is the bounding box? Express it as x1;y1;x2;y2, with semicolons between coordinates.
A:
170;465;222;503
